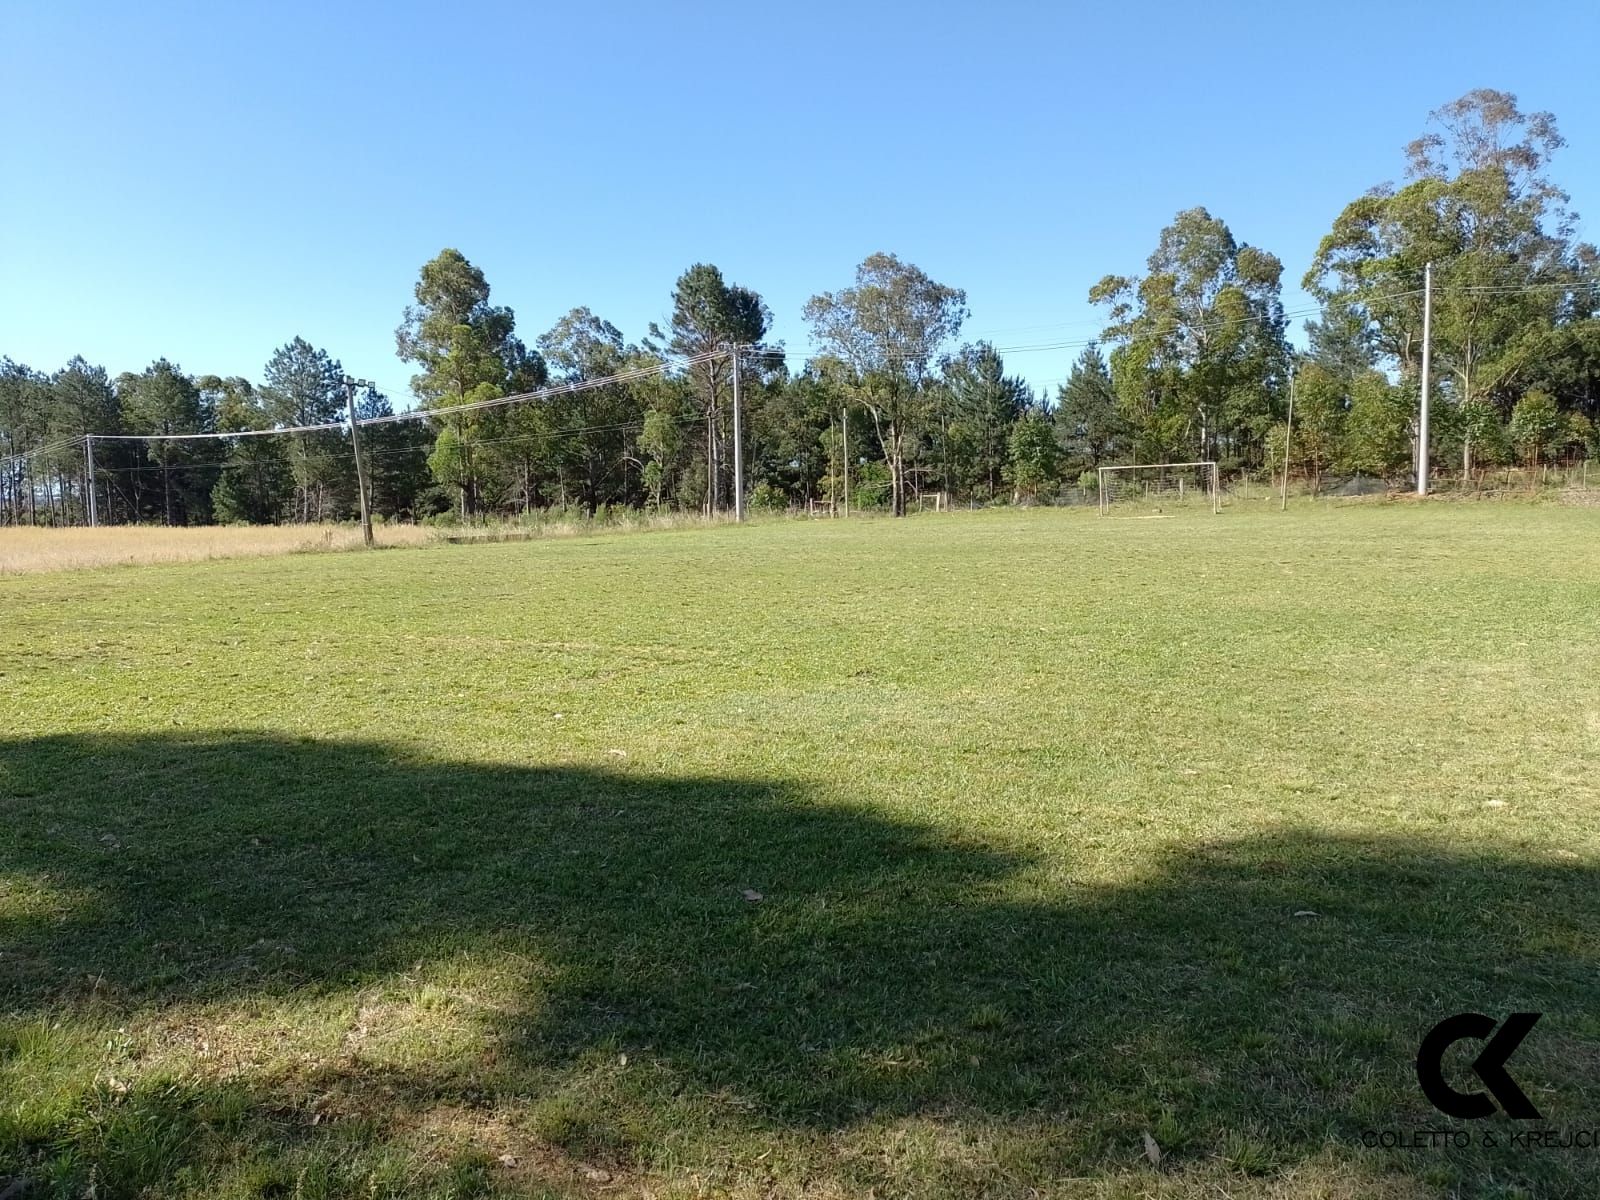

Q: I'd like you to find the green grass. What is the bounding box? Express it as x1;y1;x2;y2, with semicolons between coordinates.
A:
3;503;1599;1198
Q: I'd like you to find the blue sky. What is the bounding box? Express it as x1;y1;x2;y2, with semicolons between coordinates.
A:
4;0;1598;400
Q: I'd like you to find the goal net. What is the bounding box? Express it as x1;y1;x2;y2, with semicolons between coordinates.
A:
1098;461;1219;515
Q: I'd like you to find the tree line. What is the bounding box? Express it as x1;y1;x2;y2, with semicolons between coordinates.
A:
3;88;1597;527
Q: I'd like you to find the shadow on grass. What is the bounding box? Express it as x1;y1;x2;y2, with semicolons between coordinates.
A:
2;732;1598;1197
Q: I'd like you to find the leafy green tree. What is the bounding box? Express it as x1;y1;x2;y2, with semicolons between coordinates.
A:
1091;207;1288;466
52;358;119;438
1455;396;1510;484
480;402;553;515
848;457;892;511
804;253;967;517
262;337;347;521
1304;305;1376;380
2;357;133;524
639;408;683;509
1008;410;1060;500
1288;363;1347;491
743;368;832;507
0;359;48;457
1565;412;1595;461
1508;389;1564;476
747;481;788;512
1306;90;1596;476
425;426;471;512
1531;315;1600;430
1338;373;1413;480
538;308;652;515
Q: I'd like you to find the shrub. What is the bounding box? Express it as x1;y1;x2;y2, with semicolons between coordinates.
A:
749;482;788;512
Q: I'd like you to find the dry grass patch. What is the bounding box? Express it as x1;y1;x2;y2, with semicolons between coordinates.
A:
0;523;434;574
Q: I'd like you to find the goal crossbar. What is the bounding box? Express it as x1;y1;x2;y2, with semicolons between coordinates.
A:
1098;461;1219;515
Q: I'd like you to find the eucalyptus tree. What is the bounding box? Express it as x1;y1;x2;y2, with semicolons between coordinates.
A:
1091;207;1288;467
1337;373;1413;480
804;253;967;516
639;407;682;509
538;307;651;514
1283;362;1346;492
1508;389;1564;475
1306;90;1598;474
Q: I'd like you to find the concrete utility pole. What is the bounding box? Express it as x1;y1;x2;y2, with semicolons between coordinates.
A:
841;406;850;517
832;416;844;515
1417;261;1433;496
344;376;374;546
85;435;98;527
730;345;745;521
1281;371;1295;512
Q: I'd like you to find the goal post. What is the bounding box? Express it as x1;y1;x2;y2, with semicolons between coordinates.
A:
1098;461;1220;516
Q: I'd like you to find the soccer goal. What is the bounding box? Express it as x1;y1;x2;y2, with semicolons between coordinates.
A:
1098;461;1220;515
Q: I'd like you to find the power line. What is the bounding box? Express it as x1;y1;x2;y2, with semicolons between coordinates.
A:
357;350;723;430
809;277;1590;368
90;418;353;444
84;410;710;475
4;276;1595;463
810;290;1427;367
63;350;725;448
1;436;87;470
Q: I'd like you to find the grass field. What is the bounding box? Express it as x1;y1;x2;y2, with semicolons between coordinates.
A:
3;504;1598;1199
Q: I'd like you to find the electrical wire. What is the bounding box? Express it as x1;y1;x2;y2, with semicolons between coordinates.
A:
1;436;87;470
815;290;1426;365
83;410;711;475
357;349;724;429
3;277;1594;465
81;349;726;449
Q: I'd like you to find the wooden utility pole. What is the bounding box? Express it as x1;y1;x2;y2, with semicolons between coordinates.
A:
85;435;98;527
344;377;374;547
